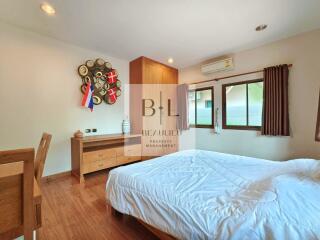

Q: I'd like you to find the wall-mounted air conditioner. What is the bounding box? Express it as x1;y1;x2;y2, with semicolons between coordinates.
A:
201;57;233;75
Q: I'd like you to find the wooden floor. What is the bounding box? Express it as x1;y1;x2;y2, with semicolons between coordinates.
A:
38;170;159;240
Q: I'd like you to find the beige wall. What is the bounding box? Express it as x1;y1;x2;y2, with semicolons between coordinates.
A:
0;22;129;176
179;29;320;160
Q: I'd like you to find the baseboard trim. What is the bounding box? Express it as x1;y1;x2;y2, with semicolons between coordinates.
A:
41;171;71;183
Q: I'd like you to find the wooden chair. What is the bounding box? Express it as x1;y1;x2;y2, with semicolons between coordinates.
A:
34;133;52;184
0;148;35;240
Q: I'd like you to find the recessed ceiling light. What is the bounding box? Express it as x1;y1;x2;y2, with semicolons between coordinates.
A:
168;58;174;64
255;24;268;32
40;2;56;16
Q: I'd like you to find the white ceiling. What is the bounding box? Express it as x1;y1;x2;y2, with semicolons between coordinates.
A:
1;0;320;68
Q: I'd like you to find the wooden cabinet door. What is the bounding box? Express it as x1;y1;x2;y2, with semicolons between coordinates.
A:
143;61;178;84
162;66;178;84
130;57;179;157
143;60;163;84
141;84;178;156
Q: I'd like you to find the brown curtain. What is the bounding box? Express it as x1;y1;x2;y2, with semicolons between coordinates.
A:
177;84;189;131
316;90;320;141
262;65;290;136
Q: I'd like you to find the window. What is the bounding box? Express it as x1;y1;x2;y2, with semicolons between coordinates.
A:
189;87;214;128
222;80;263;130
205;100;212;108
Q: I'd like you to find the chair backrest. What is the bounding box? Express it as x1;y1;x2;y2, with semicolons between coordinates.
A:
0;148;35;240
34;133;52;184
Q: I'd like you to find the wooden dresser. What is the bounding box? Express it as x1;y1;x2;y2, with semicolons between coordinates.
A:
71;134;141;182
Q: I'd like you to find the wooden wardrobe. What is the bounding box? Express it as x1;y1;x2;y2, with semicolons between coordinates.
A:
130;56;178;158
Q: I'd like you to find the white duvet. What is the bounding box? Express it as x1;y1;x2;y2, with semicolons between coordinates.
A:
106;150;320;240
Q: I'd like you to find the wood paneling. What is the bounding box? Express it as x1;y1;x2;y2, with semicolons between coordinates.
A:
162;66;178;85
143;59;163;84
129;58;143;84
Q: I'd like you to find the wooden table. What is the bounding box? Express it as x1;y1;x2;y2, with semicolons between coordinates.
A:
0;162;42;238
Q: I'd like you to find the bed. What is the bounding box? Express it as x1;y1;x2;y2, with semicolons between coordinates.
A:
106;149;320;240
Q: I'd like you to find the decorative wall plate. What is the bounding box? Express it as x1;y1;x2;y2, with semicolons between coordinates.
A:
99;89;107;96
104;83;110;90
78;65;88;76
95;82;102;89
78;58;121;105
96;58;105;67
80;84;87;94
93;96;102;105
105;62;112;69
86;60;95;68
84;76;91;84
105;94;116;104
95;71;103;78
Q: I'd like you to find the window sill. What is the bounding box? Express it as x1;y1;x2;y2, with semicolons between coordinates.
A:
222;125;261;131
190;125;214;129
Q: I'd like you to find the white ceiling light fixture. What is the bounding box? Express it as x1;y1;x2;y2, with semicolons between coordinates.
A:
40;2;56;16
255;24;268;31
168;58;174;64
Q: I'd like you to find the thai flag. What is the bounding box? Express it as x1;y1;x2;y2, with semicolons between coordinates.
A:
81;82;94;112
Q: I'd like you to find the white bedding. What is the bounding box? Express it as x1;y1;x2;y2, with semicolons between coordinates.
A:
106;150;320;240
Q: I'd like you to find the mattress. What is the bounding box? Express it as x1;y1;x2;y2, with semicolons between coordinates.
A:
106;149;320;240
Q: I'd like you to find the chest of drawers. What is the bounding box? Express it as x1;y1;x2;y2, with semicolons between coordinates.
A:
71;134;141;183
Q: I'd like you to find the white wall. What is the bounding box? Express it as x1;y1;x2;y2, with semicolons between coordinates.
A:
179;29;320;160
0;22;129;176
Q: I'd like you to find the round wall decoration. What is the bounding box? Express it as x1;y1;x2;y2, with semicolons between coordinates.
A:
78;58;121;105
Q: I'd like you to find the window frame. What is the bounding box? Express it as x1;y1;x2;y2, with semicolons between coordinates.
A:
316;90;320;141
189;87;214;129
222;79;263;131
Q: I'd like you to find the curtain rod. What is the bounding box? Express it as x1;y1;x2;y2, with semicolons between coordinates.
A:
189;64;293;85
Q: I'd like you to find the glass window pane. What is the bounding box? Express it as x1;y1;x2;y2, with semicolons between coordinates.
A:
196;89;212;125
248;82;263;126
188;91;195;125
226;84;247;126
205;100;212;108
